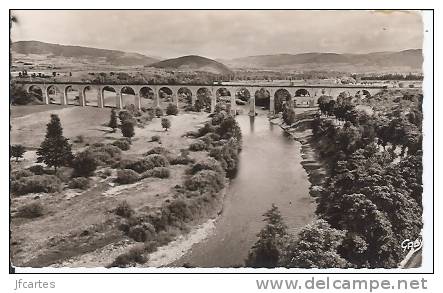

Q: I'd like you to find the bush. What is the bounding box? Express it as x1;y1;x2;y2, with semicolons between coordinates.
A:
155;107;164;117
115;169;140;184
68;177;91;190
16;202;44;218
166;103;179;115
144;154;169;169
115;201;134;218
144;146;168;156
11;144;26;161
71;151;98;177
27;165;46;175
84;144;122;166
188;158;224;175
120;154;169;173
189;140;207;151
183;170;225;195
169;155;194;165
11;169;34;180
121;120;135;139
142;167;170;179
112;139;131;151
111;246;147;267
11;175;62;196
161;118;171;131
128;223;156;242
151;135;161;142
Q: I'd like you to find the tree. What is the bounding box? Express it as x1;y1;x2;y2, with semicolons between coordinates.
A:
245;204;288;268
71;151;97;177
121;121;135;139
11;144;26;162
108;109;118;132
36;114;73;170
161;118;171;131
166;103;179;115
280;220;349;268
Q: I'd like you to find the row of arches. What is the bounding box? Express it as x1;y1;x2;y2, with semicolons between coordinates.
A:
25;84;376;114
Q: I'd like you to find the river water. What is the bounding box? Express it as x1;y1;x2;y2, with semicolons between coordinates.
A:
174;113;316;267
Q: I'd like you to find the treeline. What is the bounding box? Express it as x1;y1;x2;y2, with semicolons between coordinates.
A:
247;92;423;268
358;73;423;81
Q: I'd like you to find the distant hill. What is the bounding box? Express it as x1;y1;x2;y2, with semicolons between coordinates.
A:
12;41;159;66
149;55;233;75
224;49;423;72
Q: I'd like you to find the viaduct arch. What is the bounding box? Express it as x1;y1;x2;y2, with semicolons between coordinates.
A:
21;82;385;116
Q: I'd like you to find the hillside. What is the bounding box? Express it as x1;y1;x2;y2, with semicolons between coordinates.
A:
11;41;159;67
149;55;233;75
224;49;423;72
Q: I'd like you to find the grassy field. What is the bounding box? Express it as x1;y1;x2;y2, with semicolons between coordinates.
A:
10;105;211;267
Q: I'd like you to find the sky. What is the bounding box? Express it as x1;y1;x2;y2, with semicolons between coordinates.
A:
10;10;423;59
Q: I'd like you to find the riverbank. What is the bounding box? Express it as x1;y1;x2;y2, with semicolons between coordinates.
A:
270;109;328;198
11;105;236;268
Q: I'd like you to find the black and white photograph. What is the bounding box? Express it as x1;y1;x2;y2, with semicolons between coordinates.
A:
8;9;432;274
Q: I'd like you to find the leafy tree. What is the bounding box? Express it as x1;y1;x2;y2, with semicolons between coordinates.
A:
36;114;73;170
121;121;135;139
245;204;288;268
11;144;26;162
161;118;171;131
280;220;349;268
166;103;179;115
108;109;118;132
71;151;98;177
118;110;134;124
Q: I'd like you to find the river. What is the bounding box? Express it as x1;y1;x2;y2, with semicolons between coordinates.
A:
172;112;316;267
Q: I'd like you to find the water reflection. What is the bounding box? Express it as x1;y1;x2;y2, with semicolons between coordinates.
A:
174;114;316;267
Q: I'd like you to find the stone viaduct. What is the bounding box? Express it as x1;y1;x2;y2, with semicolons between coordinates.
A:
17;81;385;115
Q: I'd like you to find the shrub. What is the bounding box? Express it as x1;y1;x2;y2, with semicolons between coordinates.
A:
16;202;44;218
128;223;156;242
188;158;224;175
209;138;241;177
115;169;140;184
68;177;91;190
155;107;164;117
166;103;179;115
121;121;135;139
11;169;33;180
84;144;122;166
27;165;46;175
120;154;168;173
189;140;207;151
112;139;131;151
142;167;170;179
111;246;147;267
11;175;62;196
144;154;169;169
11;144;26;161
198;123;216;137
71;151;98;177
169;155;194;165
151;135;161;142
144;146;168;156
183;170;225;195
118;110;134;124
161;118;171;131
115;201;134;218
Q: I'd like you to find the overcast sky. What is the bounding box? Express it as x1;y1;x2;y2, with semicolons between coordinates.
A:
11;10;423;59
